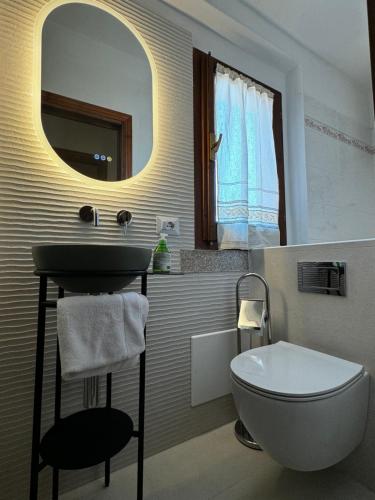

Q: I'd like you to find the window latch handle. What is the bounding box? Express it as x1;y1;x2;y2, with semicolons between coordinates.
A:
210;133;222;161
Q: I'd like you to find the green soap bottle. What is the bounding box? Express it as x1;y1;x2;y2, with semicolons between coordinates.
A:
152;233;171;273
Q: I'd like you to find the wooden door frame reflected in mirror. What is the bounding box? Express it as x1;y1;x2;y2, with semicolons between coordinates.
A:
41;91;132;180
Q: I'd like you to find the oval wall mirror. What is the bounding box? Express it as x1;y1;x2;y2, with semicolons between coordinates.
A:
41;3;153;181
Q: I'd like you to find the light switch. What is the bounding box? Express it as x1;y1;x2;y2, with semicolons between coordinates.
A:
156;216;180;236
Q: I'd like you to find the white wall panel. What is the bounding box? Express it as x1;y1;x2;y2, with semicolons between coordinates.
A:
191;329;237;406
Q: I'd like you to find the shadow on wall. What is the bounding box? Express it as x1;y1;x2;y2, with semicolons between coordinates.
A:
249;250;289;342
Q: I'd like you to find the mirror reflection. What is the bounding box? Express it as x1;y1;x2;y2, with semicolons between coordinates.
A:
41;3;153;181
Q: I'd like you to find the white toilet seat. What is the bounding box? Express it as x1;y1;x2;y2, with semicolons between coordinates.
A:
230;341;363;399
230;341;369;471
231;369;364;402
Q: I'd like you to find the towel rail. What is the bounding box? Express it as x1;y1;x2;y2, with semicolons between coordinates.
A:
29;272;150;500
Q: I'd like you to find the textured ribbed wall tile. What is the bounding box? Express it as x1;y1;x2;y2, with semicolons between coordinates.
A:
0;1;238;499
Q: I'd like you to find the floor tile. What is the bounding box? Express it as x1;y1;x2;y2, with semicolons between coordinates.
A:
61;423;375;500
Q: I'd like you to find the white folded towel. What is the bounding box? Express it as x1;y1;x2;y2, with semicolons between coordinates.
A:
57;292;149;380
238;299;266;337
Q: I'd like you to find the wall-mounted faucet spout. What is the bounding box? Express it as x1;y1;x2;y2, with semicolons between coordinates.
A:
117;209;133;237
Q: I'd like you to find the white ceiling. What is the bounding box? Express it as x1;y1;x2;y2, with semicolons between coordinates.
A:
240;0;371;89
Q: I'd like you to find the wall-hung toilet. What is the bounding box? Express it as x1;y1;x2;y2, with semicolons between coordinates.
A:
231;341;369;471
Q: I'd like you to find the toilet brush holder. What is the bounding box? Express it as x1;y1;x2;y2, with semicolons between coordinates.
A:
234;419;262;450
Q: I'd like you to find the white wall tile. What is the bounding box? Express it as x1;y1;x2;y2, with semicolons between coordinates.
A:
252;240;375;491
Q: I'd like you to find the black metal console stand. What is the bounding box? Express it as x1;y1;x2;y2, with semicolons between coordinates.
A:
29;272;148;500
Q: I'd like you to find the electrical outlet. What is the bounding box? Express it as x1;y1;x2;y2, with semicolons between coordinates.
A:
156;216;180;236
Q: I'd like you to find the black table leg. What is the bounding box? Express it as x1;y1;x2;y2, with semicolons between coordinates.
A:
30;276;48;500
52;469;59;500
105;372;112;487
52;287;64;500
137;274;147;500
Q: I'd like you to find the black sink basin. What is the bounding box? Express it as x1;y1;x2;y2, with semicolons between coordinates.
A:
32;244;152;292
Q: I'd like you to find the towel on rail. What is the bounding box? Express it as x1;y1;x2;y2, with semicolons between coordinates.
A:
57;292;149;380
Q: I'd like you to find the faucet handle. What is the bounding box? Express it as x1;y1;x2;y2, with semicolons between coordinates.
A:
117;210;133;237
79;205;100;226
116;210;132;227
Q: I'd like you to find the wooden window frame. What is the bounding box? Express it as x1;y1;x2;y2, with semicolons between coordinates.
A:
193;48;287;249
41;90;132;179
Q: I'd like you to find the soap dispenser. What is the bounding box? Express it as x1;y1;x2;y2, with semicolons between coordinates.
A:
152;233;171;273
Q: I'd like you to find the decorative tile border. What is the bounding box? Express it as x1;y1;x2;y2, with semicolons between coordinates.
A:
180;249;249;273
305;116;375;155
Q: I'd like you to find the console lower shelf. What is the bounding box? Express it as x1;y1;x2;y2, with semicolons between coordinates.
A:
40;408;134;470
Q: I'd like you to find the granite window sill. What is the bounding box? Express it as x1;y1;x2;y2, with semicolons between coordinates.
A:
180;249;249;273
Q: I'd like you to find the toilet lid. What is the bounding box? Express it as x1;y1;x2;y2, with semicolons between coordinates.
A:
230;341;364;398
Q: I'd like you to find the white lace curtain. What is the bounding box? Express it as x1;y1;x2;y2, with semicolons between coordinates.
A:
215;63;280;250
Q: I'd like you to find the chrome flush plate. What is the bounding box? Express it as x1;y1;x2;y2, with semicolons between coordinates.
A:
297;261;346;296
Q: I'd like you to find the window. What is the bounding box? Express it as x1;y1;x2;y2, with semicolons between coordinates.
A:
193;49;286;249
